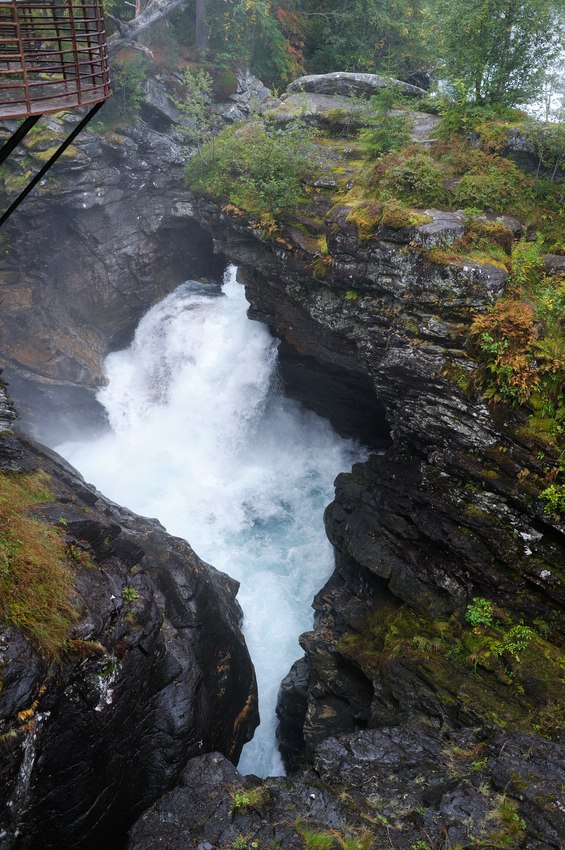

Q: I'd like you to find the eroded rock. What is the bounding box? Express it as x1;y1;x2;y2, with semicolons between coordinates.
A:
0;384;258;850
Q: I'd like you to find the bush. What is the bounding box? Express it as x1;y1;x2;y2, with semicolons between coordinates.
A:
470;299;538;404
173;68;214;145
95;54;148;126
453;158;531;214
437;102;523;140
465;597;493;628
185;119;315;217
526;123;565;182
539;485;565;518
358;87;411;158
372;151;448;207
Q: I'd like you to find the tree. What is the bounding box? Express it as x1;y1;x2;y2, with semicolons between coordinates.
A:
195;0;208;56
290;0;430;81
106;0;186;56
433;0;562;106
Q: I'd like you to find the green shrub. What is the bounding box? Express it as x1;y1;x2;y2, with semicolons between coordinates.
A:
494;624;535;659
465;597;493;627
539;484;565;518
185;119;315;218
122;586;140;604
525;122;565;182
373;151;448;207
173;68;214;145
437;102;524;140
232;786;271;814
453;160;530;213
358;87;411;158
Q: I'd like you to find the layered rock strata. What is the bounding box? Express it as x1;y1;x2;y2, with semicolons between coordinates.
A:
186;191;564;774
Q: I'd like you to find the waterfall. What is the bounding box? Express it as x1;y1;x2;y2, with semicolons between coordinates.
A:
58;267;366;777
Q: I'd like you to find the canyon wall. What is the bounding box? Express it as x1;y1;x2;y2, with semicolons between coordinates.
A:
0;380;258;850
186;189;564;772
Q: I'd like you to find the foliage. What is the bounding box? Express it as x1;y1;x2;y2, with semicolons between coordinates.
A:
144;18;182;69
360;137;538;223
432;0;561;105
185;118;315;217
469;298;538;404
296;829;335;850
345;198;432;241
465;597;493;628
437;98;525;140
493;624;535;660
338;597;564;732
539;484;565;518
358;88;411;159
232;786;271;813
294;820;373;850
487;795;526;846
453;163;531;213
295;0;430;81
525;122;565;182
370;149;447;206
205;0;302;86
232;836;259;850
0;471;77;658
172;68;214;145
122;586;140;603
96;53;148;127
469;237;565;454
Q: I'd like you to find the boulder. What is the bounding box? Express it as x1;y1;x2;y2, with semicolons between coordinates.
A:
286;72;426;98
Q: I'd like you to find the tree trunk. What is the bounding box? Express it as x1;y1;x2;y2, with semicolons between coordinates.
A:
107;0;185;56
195;0;208;58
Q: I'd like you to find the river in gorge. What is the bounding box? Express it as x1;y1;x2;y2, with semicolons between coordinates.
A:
58;266;366;777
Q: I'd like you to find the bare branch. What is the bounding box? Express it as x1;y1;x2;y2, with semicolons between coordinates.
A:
107;0;186;57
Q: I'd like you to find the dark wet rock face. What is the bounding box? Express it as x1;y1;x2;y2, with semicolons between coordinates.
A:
128;726;563;850
0;74;233;445
186;181;564;810
0;383;258;850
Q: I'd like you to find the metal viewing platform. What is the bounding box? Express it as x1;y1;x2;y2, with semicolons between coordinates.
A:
0;0;112;224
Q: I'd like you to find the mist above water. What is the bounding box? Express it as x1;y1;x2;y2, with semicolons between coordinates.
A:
58;267;366;776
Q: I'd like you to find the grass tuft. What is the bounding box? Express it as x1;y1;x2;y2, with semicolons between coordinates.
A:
0;470;78;658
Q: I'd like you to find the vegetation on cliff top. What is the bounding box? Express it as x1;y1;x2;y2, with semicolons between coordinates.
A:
185;118;316;217
182;79;564;489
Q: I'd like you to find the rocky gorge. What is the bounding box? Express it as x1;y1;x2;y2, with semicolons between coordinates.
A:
0;66;563;850
0;380;258;850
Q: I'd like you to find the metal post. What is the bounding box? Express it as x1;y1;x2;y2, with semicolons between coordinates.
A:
0;101;103;227
0;115;40;166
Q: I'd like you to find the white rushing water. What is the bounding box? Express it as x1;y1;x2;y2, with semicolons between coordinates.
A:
58;267;366;776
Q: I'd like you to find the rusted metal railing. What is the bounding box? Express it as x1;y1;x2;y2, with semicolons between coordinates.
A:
0;0;111;118
0;0;112;224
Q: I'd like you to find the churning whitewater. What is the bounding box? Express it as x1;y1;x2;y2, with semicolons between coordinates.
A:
59;267;366;776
